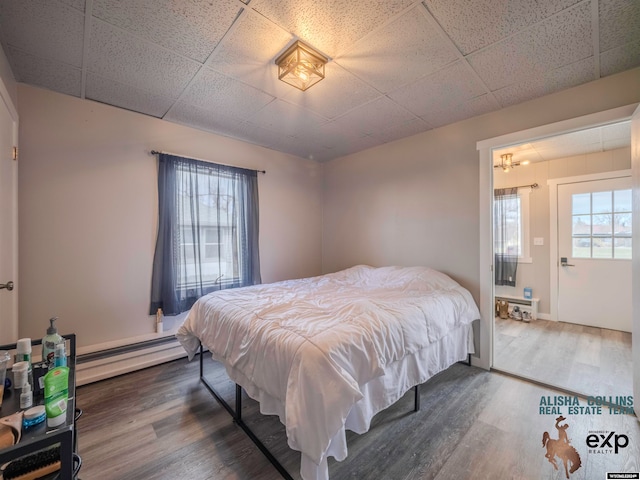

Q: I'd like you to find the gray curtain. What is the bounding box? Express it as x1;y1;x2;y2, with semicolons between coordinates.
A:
494;187;518;287
150;154;261;315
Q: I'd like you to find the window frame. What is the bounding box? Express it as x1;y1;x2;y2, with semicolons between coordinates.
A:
570;188;632;260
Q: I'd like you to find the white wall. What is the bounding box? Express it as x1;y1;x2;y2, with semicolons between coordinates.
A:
18;84;323;349
323;67;640;367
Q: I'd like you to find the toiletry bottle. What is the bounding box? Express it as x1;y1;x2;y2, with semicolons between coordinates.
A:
20;381;33;409
156;308;163;333
54;343;66;368
42;317;63;369
44;367;69;427
15;338;33;389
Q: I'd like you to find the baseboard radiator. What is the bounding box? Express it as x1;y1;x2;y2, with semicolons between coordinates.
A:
495;294;539;320
76;336;187;386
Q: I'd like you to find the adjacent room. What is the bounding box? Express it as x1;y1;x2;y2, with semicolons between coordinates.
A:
492;122;633;399
0;1;639;479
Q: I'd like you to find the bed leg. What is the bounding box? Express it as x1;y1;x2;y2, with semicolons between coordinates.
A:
199;343;204;378
198;360;293;479
235;384;242;421
468;353;471;366
414;385;420;412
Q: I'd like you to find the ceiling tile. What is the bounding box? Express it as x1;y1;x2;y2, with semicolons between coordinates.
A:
85;73;175;118
424;0;583;55
0;0;84;67
87;19;201;99
388;61;487;117
247;100;328;136
59;0;85;12
601;121;631;141
5;47;81;97
468;1;592;91
282;62;382;119
337;6;460;93
600;39;640;77
92;0;243;63
326;97;418;137
207;120;320;159
180;68;275;121
531;128;609;160
419;93;499;128
250;0;415;57
314;134;383;161
164;101;245;138
207;10;293;97
492;57;595;107
535;143;602;160
370;118;432;144
232;122;295;147
1;0;638;164
599;0;640;52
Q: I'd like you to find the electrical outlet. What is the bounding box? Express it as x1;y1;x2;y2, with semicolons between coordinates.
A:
533;237;544;246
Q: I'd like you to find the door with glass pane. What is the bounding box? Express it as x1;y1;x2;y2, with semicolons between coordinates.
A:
557;176;632;332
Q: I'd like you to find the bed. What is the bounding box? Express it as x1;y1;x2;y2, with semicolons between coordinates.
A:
176;265;480;480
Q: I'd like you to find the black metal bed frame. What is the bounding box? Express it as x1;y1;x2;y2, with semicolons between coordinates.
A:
198;343;470;480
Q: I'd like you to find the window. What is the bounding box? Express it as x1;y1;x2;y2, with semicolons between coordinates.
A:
494;188;531;262
150;154;261;315
571;189;632;259
179;225;236;288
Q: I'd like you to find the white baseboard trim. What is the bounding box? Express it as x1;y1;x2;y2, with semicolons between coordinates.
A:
537;313;552;321
76;339;187;386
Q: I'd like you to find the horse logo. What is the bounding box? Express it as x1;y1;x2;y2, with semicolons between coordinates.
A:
542;415;582;478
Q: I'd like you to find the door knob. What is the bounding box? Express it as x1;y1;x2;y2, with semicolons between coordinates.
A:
0;281;14;291
560;257;575;267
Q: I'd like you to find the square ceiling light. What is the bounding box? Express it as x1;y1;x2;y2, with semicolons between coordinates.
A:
275;40;328;91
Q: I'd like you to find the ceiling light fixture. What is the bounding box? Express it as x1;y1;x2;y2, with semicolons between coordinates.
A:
495;153;529;172
275;40;328;91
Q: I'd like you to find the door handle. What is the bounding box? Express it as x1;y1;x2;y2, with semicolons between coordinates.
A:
560;257;575;267
0;281;14;291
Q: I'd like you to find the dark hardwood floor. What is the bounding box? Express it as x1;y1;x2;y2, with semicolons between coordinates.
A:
76;355;640;480
494;317;633;399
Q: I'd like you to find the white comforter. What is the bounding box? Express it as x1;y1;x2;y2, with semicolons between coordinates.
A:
177;265;480;474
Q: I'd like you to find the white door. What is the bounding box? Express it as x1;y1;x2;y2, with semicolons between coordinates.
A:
0;95;18;345
557;175;632;332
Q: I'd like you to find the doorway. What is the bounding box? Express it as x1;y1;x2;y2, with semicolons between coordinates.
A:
0;91;18;344
493;166;633;398
478;106;635;402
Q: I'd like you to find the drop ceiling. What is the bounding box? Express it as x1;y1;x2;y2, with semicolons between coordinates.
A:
493;119;632;165
1;0;639;162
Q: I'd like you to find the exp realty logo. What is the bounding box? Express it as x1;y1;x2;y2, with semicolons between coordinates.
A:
586;431;629;454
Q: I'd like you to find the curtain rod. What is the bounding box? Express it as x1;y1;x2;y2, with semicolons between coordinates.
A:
150;150;266;174
496;182;539;190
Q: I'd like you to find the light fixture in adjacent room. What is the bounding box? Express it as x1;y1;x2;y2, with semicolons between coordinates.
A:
495;153;529;172
275;40;328;91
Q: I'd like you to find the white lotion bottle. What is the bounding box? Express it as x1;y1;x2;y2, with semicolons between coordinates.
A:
42;317;63;369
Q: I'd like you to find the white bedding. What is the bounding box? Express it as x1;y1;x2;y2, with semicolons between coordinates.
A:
176;265;480;479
